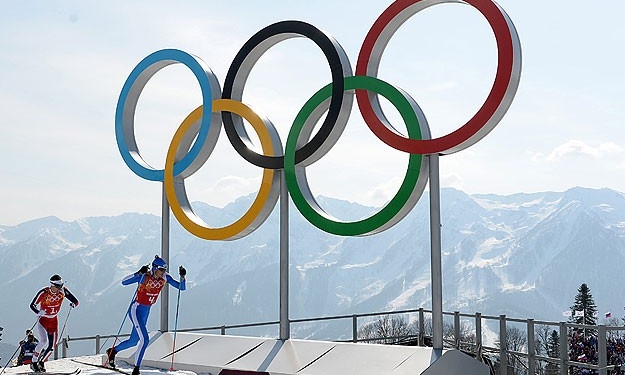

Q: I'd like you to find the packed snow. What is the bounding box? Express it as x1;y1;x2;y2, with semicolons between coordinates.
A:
2;355;204;375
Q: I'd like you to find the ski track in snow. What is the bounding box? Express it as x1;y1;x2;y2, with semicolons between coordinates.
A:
2;355;207;375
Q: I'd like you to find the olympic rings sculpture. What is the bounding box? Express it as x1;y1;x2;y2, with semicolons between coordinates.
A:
115;0;521;240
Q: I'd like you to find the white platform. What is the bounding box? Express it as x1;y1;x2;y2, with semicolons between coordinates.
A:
115;332;489;375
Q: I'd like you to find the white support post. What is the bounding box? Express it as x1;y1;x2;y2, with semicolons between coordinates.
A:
429;154;443;351
161;183;170;333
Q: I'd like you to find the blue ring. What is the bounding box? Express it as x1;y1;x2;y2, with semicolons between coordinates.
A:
115;49;216;181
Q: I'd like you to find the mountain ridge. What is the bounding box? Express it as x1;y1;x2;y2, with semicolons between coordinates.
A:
0;186;623;350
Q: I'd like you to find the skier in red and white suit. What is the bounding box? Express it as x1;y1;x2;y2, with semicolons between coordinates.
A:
29;274;79;373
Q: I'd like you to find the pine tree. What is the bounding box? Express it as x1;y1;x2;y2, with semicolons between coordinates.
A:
546;329;560;357
545;330;560;375
568;283;598;326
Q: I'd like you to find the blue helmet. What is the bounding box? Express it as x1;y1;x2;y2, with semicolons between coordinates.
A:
152;256;168;271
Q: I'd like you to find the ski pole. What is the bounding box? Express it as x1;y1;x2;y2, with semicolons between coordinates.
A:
0;321;37;375
169;277;183;371
0;342;21;375
101;295;131;353
58;306;72;341
48;306;73;361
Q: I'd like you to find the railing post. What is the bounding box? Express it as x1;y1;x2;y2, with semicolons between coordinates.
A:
95;335;100;354
598;325;607;375
559;322;568;375
352;315;358;343
527;319;535;375
454;311;460;349
499;315;507;375
475;313;482;356
418;308;425;346
221;325;226;335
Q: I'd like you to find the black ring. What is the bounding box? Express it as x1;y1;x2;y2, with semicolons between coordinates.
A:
222;20;349;169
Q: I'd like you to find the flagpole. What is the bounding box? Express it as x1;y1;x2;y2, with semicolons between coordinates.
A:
583;307;586;337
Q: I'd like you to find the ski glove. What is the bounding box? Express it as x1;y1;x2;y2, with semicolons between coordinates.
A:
179;266;187;277
70;303;76;308
137;265;149;275
37;309;47;316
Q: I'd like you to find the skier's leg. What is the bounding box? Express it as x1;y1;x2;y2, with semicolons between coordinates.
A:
132;305;151;368
40;331;57;364
31;322;48;364
114;303;141;352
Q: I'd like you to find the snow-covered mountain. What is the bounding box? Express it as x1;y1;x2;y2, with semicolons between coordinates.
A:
1;187;624;351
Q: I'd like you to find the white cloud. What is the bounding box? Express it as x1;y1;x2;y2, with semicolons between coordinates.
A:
214;175;257;191
187;174;263;208
365;177;405;207
530;152;545;162
545;140;622;162
440;172;465;191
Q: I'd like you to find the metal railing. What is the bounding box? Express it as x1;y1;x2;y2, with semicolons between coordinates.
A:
56;308;624;375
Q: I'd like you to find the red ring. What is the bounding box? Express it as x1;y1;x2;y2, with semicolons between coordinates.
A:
356;0;517;155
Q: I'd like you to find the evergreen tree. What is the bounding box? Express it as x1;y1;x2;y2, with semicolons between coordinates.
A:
545;330;560;375
568;283;597;326
546;329;559;357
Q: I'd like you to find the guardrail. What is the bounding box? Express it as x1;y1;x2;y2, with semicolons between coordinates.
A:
55;308;623;375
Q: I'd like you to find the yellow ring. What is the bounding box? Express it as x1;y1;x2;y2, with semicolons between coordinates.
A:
164;99;278;240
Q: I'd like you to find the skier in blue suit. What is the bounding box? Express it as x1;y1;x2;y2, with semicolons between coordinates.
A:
106;256;186;375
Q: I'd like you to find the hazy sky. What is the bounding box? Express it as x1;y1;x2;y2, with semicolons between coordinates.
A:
1;0;624;226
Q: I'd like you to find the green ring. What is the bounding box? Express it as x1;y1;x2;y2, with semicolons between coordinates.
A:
285;75;425;236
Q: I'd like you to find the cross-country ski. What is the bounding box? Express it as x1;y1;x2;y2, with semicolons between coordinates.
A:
10;369;80;375
70;360;132;375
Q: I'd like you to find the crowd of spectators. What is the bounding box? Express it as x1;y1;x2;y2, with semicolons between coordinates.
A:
568;331;625;375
